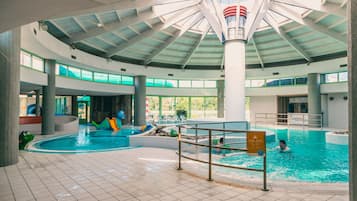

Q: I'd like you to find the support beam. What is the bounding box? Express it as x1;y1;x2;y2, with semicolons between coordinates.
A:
217;80;224;118
348;0;357;200
264;13;312;62
143;30;180;65
134;76;146;126
71;96;78;117
307;73;321;127
181;26;209;68
70;9;156;43
0;28;20;167
245;0;270;41
251;37;265;68
272;0;346;17
270;3;346;44
42;59;56;135
35;89;41;116
200;0;224;42
105;6;199;58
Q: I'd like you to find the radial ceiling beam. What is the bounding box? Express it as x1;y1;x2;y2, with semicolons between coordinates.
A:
270;3;346;44
272;0;346;17
143;30;180;65
264;13;312;62
199;0;224;42
181;26;209;69
53;0;198;19
105;5;201;57
251;37;265;69
69;9;152;43
245;0;271;41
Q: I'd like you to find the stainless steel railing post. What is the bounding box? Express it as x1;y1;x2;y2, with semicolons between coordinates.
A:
178;126;182;170
208;129;213;181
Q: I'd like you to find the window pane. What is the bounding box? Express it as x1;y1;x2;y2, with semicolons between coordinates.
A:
161;97;176;118
94;72;108;83
179;80;191;88
57;64;68;76
296;77;307;85
204;81;216;88
147;96;160;121
192;81;204;88
279;78;294;86
21;51;32;67
176;97;189;119
266;79;279;87
122;76;133;85
81;70;93;81
166;80;177;88
191;97;204;119
154;79;165;87
146;78;155;87
204;97;217;119
32;56;44;72
251;80;265;87
326;73;338;83
245;80;251;87
68;67;81;79
109;74;121;84
339;72;348;82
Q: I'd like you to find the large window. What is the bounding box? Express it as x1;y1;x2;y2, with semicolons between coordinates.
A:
204;97;217;119
94;72;108;83
109;74;121;84
161;97;176;118
176;97;189;119
81;70;93;81
325;73;338;83
191;97;205;119
68;67;81;79
147;96;160;121
20;51;32;67
32;56;44;72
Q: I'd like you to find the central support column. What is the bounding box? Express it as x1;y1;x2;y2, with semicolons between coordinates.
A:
223;4;247;121
42;59;56;135
224;40;246;121
134;75;146;126
0;28;21;167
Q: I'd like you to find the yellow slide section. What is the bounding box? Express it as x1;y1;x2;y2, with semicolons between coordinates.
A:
108;118;119;132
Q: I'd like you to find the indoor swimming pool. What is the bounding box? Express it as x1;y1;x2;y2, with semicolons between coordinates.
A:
28;128;143;153
219;129;348;183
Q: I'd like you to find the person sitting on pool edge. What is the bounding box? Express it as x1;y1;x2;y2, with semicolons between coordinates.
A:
277;140;290;152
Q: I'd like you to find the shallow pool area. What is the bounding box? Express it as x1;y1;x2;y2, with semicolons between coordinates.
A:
219;129;349;183
28;128;143;153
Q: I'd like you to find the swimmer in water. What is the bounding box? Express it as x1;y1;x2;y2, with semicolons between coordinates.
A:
277;140;290;152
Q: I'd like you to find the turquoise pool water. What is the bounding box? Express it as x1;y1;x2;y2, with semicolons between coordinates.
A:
219;129;349;183
32;128;141;153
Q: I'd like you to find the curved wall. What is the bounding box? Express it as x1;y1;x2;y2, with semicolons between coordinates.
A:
21;23;347;81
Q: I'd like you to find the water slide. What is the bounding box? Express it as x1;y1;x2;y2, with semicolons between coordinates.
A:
108;118;119;131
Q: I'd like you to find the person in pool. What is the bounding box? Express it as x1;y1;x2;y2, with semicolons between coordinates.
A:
277;140;290;152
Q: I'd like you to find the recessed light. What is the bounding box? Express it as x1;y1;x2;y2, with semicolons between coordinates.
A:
120;68;126;72
168;74;174;76
97;23;103;28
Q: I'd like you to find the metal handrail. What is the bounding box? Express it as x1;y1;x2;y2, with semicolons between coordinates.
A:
255;112;323;128
177;125;268;191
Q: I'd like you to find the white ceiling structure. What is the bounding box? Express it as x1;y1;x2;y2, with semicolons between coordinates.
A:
44;0;347;69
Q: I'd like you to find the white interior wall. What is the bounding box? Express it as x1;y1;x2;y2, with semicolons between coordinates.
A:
327;93;348;130
249;96;278;123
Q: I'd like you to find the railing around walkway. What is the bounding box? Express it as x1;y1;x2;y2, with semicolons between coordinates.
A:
255;113;323;128
177;124;268;191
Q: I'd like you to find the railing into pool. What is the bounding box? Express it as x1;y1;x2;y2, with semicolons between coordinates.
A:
176;123;268;191
255;113;323;128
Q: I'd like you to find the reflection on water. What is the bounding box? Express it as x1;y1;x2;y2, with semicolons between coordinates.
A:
76;127;90;146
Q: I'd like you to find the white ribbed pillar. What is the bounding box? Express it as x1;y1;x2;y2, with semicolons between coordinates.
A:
224;39;246;121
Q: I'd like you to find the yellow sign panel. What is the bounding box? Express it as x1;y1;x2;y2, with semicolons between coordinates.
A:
247;131;266;156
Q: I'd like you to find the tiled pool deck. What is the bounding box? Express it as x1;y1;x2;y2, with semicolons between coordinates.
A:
0;148;348;201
